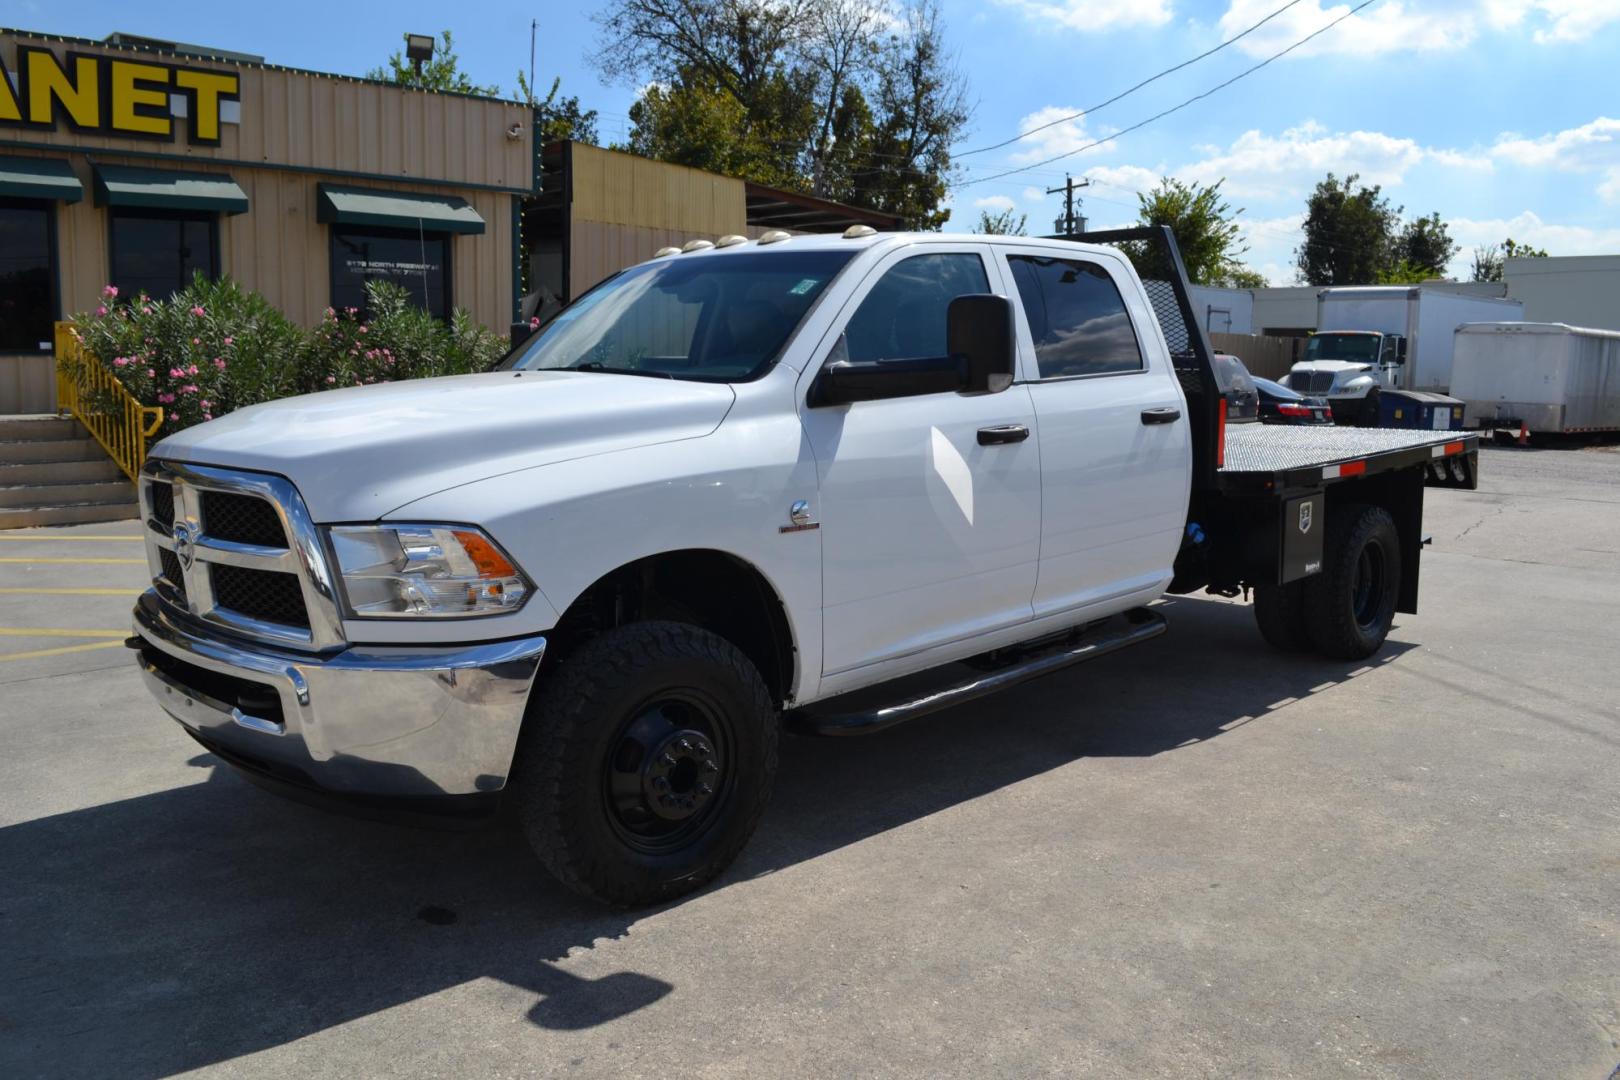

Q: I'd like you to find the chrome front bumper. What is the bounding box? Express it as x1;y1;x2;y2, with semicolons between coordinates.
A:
131;589;546;800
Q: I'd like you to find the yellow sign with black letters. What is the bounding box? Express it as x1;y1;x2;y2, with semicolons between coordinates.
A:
0;46;240;145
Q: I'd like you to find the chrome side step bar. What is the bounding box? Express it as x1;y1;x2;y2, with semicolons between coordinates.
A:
786;607;1168;737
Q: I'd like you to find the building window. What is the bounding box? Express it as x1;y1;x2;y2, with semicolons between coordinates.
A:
109;208;219;301
1006;255;1144;379
0;198;57;352
329;227;451;319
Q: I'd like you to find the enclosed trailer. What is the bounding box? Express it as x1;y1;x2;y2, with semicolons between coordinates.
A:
1453;322;1620;433
1314;286;1524;391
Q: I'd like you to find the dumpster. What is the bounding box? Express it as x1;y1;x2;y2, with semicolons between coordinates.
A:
1381;389;1465;430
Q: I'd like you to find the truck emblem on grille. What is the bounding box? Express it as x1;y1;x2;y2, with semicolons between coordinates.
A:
1298;503;1313;535
172;521;196;570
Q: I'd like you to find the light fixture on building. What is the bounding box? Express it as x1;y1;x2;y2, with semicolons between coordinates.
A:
405;33;435;75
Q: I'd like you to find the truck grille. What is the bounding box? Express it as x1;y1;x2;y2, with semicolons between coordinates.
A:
140;462;344;650
1301;372;1337;394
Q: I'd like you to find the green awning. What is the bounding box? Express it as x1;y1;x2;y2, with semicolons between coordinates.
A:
92;165;249;215
316;183;485;235
0;156;83;203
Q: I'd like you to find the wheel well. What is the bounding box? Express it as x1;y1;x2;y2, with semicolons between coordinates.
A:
546;550;797;706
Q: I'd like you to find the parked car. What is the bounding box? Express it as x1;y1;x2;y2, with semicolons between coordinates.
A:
1255;376;1333;425
1212;353;1258;421
128;227;1479;907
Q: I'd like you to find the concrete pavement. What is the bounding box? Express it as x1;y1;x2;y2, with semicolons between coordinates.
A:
1;444;1616;1078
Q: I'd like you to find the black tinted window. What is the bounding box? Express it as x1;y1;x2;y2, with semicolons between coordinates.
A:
330;227;451;319
1008;255;1143;378
110;209;217;301
0;199;55;352
844;252;989;363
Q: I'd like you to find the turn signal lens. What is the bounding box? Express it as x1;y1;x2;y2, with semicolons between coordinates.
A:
327;524;529;618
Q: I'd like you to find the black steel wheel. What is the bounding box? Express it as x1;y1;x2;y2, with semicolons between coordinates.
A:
511;621;778;907
1303;503;1402;660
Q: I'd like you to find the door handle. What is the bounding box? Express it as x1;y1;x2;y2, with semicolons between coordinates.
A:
977;424;1030;446
1140;407;1181;425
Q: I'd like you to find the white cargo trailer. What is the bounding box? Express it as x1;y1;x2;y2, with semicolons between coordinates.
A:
1452;322;1620;434
1315;286;1524;391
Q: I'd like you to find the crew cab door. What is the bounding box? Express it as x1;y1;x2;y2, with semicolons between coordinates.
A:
799;246;1041;679
996;245;1190;619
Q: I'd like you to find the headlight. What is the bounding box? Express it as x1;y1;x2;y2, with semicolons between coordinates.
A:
327;524;529;618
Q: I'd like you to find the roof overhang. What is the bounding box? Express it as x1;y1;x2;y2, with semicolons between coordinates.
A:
0;156;83;203
316;183;485;235
92;164;248;214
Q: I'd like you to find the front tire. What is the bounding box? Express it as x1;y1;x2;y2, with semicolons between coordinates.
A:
512;621;778;907
1303;504;1402;660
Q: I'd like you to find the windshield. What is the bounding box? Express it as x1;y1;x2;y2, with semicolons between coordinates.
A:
507;249;856;381
1305;333;1381;363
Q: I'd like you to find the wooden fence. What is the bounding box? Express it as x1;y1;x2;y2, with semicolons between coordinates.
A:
1208;333;1302;381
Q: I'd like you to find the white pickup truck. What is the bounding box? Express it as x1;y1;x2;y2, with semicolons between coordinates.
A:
129;227;1478;905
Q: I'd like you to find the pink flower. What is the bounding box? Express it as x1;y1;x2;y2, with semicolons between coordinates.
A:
192;337;200;345
529;316;540;330
202;413;213;421
357;325;368;334
191;306;205;317
96;305;108;316
146;368;156;378
142;306;154;315
187;364;199;376
113;357;130;367
199;400;211;409
222;336;233;347
157;393;176;404
181;384;199;395
169;367;185;378
325;375;336;384
102;285;119;298
214;357;227;370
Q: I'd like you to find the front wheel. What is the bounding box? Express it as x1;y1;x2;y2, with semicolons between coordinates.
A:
511;621;778;907
1358;388;1382;428
1303;504;1402;660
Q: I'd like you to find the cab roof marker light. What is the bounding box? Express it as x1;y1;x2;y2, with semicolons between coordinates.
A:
716;234;748;248
843;225;877;239
681;239;715;253
757;230;792;244
652;246;681;258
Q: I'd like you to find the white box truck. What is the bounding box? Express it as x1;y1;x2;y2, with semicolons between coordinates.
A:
1453;322;1620;434
1283;287;1523;424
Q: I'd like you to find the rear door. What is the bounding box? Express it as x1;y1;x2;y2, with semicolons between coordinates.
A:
996;245;1191;619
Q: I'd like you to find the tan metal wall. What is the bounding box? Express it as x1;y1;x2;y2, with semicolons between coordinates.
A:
0;356;55;413
3;146;514;331
0;32;532;192
569;143;746;233
1209;333;1301;381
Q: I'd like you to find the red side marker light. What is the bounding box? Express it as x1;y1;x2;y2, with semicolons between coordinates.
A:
1443;441;1464;455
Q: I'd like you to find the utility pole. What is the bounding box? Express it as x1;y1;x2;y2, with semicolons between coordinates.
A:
1046;173;1091;236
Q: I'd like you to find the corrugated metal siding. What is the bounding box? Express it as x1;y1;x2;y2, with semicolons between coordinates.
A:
0;33;532;192
0;356;55;413
569;144;746;233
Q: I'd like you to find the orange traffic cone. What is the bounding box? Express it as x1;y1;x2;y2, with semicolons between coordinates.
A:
1517;421;1529;447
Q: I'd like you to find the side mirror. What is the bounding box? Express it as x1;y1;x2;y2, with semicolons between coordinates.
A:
948;294;1016;394
809;336;967;407
1395;337;1408;363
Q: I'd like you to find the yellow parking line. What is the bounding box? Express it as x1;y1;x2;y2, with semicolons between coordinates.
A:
0;556;147;564
0;535;144;541
0;640;127;662
0;628;127;638
0;587;144;596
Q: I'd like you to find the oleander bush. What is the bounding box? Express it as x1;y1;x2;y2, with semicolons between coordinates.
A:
67;275;510;435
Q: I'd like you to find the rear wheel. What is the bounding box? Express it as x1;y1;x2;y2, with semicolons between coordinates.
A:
511;621;778;907
1253;580;1311;651
1303;504;1402;660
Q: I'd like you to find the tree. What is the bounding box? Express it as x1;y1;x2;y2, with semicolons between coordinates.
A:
1128;177;1251;287
517;72;600;145
1394;212;1458;277
976;207;1027;235
1376;259;1433;284
1227;266;1267;288
367;30;499;95
1295;173;1402;285
596;0;971;228
1471;237;1551;282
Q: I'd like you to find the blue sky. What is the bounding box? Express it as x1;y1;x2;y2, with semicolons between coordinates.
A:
13;0;1620;282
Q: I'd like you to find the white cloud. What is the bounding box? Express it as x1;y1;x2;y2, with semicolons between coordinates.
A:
1084;164;1164;193
1006;106;1117;164
1217;0;1620;57
1172;121;1475;199
1446;210;1620;270
973;195;1018;212
1492;117;1620;200
995;0;1172;32
1022;186;1047;203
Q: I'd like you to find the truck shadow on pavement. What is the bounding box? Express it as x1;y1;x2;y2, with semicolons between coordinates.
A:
0;595;1411;1078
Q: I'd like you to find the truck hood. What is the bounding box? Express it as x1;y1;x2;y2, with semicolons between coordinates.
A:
1291;360;1375;374
152;371;737;521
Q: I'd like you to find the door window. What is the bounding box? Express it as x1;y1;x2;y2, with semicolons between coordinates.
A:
1006;255;1143;379
843;252;990;364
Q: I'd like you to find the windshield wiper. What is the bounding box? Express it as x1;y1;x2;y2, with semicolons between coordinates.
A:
571;361;674;379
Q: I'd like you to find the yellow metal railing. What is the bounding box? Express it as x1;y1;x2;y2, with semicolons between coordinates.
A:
54;322;164;482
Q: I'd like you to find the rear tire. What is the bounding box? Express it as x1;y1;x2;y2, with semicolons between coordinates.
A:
1253;580;1312;651
511;621;778;907
1359;388;1382;428
1303;504;1402;660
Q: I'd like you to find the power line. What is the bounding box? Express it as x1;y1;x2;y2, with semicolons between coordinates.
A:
958;0;1307;159
959;0;1380;189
